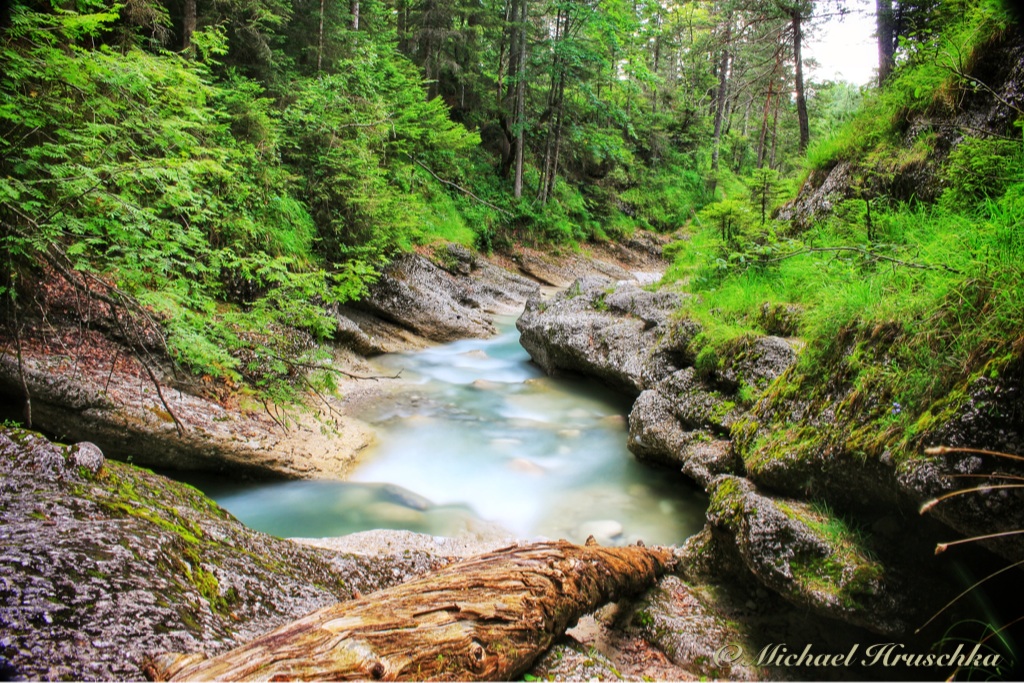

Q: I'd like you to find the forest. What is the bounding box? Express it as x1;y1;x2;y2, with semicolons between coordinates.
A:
3;0;1024;679
9;0;1020;408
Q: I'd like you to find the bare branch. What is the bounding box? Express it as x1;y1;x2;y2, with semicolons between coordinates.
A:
412;158;514;217
763;246;964;274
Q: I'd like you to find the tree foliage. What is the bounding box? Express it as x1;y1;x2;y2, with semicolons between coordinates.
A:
5;0;1012;403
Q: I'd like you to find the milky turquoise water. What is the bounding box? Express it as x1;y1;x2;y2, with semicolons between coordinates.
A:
191;314;707;545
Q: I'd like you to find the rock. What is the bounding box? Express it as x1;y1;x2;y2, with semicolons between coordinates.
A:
432;242;475;276
331;310;391;356
333;248;537;353
377;483;433;511
628;389;690;464
776;160;857;230
0;427;461;681
0;349;376;480
757;302;803;337
896;366;1024;562
462;260;539;312
681;440;737;489
623;575;759;680
363;501;426;525
69;441;104;475
294;529;518;560
627;380;740;488
527;639;623;681
353;253;495;342
703;475;909;636
708;335;797;392
516;277;684;394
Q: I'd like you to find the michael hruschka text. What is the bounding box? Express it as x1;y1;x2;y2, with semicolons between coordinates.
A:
713;642;1003;669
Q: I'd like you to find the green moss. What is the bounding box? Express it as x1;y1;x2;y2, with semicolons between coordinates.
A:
188;565;233;614
777;501;884;610
708;478;746;531
710;399;736;424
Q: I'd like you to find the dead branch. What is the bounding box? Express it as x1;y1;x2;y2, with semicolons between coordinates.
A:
412;159;514;218
763;246;964;274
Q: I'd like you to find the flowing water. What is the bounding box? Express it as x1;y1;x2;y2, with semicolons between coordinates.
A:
187;313;707;546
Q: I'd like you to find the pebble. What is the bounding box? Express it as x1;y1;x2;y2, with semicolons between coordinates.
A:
70;442;104;475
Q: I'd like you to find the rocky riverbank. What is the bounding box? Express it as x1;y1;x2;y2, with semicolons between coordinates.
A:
515;274;1024;673
0;427;469;680
0;236;665;481
3;229;1020;681
0;424;886;682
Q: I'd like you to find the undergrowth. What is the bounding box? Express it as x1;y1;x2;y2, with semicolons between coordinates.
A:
663;164;1024;453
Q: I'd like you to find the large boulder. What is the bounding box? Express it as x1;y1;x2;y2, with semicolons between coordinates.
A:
517;278;798;491
700;476;910;636
0;428;460;681
337;248;539;352
627;338;795;489
627;387;736;488
0;344;375;480
516;277;686;395
351;253;496;342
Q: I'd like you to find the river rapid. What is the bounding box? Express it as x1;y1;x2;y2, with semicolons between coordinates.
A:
186;312;707;546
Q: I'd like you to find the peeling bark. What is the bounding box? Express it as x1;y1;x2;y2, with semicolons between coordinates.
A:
146;540;673;682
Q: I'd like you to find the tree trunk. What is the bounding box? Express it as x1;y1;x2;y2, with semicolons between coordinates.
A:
544;76;565;203
351;0;360;30
756;85;772;169
876;0;895;85
769;90;781;169
182;0;196;50
791;9;809;152
512;0;527;198
145;540;672;682
317;0;325;71
710;26;731;175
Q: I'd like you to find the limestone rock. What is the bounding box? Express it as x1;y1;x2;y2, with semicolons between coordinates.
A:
335;247;538;353
703;475;908;636
353;253;495;342
516;277;684;395
0;350;375;480
0;427;460;681
623;575;759;680
710;335;797;392
69;441;104;475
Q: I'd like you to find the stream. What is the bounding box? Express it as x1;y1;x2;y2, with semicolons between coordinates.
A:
184;313;707;546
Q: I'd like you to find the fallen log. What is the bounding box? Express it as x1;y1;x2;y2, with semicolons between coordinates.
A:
145;539;674;681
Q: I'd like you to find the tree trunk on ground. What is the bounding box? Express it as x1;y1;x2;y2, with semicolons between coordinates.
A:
146;540;673;682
